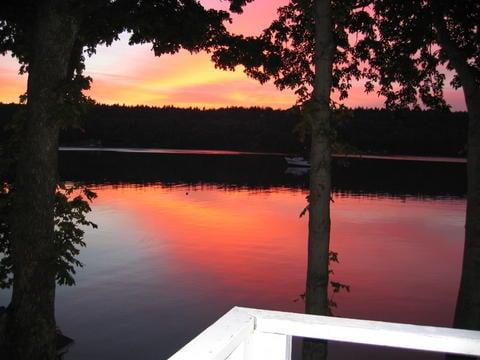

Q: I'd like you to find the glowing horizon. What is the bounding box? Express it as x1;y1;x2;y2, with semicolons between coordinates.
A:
0;0;467;111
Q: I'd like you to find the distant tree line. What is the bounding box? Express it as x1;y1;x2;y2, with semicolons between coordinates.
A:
0;103;468;156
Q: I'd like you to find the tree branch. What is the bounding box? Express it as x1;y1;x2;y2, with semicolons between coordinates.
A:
432;6;478;98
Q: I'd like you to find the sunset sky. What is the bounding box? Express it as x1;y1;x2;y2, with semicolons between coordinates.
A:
0;0;466;110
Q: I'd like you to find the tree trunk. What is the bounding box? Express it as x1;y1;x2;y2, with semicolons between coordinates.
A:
5;1;78;359
453;88;480;331
434;11;480;334
303;0;335;359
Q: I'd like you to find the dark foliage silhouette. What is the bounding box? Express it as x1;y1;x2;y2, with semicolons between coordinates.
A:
0;103;469;156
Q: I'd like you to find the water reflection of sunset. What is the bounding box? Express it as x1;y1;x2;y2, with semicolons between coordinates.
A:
89;184;465;325
92;186;307;307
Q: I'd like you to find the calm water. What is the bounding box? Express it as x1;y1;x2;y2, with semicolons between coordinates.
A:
0;150;468;359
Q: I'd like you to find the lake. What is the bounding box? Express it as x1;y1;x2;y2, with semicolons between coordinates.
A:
0;149;468;359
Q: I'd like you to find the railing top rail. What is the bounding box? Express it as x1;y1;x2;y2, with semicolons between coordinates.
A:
240;307;480;357
168;307;480;359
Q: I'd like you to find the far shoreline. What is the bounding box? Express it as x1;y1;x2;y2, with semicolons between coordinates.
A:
59;146;467;164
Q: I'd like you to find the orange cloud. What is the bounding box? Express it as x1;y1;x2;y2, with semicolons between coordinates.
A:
0;58;27;103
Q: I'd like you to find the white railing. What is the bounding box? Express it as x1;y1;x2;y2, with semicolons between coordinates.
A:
168;307;480;360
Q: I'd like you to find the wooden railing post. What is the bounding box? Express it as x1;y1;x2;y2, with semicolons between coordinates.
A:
244;332;292;360
169;307;254;360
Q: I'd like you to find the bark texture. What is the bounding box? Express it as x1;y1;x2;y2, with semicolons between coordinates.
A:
456;89;480;330
303;0;335;359
434;14;480;334
5;1;79;359
455;78;480;333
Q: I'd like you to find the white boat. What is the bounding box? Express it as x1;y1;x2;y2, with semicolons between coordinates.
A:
285;167;309;176
285;156;310;167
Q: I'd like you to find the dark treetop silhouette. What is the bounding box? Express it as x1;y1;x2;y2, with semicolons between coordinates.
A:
0;1;246;359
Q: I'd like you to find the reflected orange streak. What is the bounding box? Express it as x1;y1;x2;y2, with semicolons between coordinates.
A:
90;185;466;323
95;186;307;265
92;186;308;305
